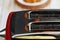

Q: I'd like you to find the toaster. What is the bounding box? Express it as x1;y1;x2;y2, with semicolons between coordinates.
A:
6;10;60;40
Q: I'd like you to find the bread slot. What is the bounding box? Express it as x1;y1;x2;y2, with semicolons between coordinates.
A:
28;22;60;32
28;11;60;21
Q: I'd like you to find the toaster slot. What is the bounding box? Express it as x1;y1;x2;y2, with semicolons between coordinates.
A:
28;11;60;21
28;22;60;32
